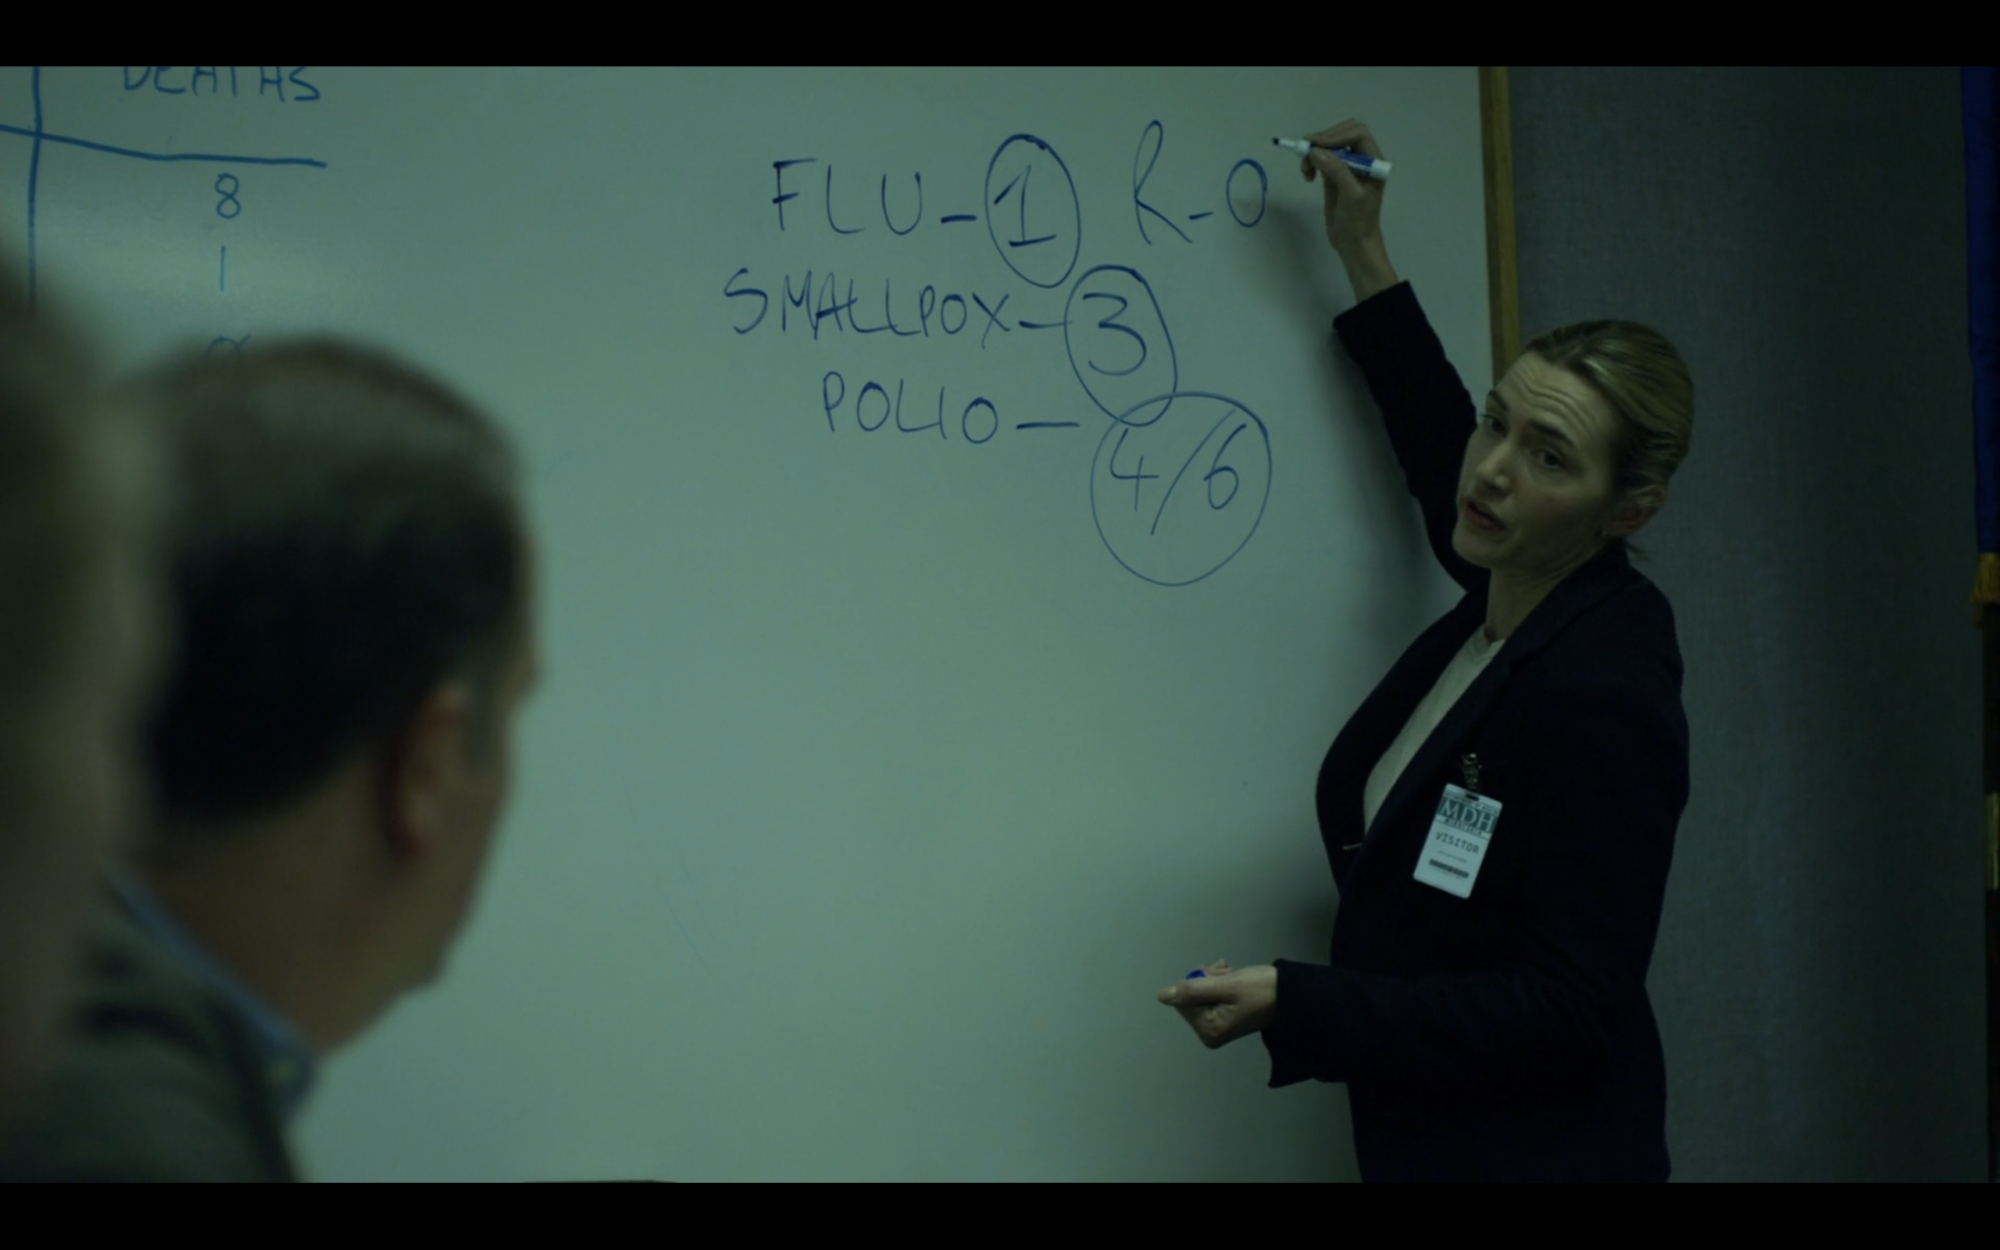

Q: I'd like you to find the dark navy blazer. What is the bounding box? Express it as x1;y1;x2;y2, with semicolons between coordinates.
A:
1259;283;1689;1182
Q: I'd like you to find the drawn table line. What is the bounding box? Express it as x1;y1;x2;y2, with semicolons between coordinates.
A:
5;67;327;307
0;122;328;168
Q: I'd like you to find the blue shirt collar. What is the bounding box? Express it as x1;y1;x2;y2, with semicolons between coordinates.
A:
108;873;318;1121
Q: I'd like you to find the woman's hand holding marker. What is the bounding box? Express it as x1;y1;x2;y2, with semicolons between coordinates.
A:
1302;119;1400;302
1157;960;1279;1049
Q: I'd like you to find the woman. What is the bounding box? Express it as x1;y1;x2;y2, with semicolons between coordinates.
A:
0;264;162;1120
1157;121;1694;1181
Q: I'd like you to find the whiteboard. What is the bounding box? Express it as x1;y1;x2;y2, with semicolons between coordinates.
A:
1;67;1488;1180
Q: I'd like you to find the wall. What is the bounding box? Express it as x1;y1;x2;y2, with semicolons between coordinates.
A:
1510;66;1982;1180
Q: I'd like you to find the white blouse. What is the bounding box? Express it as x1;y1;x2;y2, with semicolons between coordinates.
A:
1361;625;1505;833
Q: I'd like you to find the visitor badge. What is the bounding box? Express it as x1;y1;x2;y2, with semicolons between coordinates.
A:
1412;783;1501;899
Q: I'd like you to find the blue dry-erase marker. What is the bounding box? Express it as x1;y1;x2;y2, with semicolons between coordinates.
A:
1272;137;1392;183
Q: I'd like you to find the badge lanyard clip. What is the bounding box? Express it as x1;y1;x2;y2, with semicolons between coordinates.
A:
1460;752;1482;795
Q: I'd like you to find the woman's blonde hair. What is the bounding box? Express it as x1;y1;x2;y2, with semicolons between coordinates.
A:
1522;320;1694;501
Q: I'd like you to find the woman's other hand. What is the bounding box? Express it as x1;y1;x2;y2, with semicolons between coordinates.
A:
1304;119;1399;302
1156;962;1279;1049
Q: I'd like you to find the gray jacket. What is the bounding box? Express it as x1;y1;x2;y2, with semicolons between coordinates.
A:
0;899;297;1182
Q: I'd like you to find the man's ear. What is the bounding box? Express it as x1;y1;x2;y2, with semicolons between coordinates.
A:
1607;484;1668;539
378;683;475;862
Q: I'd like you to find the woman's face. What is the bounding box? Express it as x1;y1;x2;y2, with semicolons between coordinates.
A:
1452;353;1647;580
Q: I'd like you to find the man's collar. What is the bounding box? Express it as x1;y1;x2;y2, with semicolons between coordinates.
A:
107;873;317;1120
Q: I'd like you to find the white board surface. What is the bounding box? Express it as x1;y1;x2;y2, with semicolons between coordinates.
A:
2;66;1488;1180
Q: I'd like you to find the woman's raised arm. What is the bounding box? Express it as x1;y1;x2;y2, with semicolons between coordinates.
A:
1309;121;1484;590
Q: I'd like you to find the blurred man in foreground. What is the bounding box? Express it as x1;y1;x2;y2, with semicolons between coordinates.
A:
1;341;538;1180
